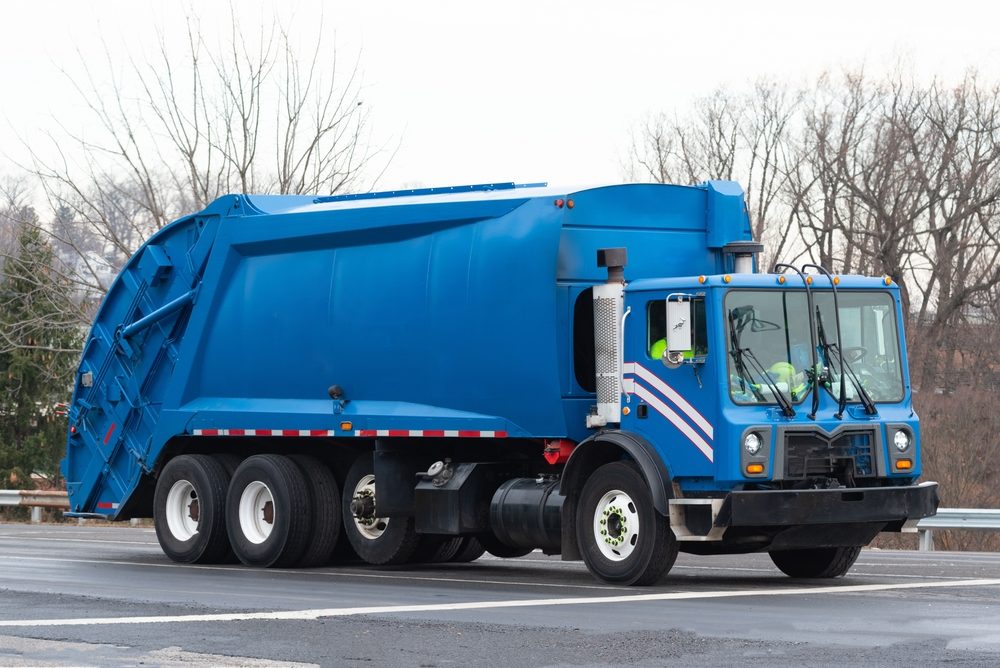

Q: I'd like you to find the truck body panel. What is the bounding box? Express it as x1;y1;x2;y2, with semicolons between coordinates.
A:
64;181;752;517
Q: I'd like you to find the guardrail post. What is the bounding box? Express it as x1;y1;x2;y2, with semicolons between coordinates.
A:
918;528;934;552
30;507;42;524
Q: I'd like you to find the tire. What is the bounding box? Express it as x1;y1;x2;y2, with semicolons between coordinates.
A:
411;536;464;563
769;546;862;578
449;536;487;563
479;532;533;559
226;454;313;568
341;454;420;565
154;455;232;564
576;461;678;586
290;455;342;568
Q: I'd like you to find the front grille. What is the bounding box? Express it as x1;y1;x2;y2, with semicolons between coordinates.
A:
784;429;875;479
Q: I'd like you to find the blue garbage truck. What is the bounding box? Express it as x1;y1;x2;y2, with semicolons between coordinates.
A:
63;180;938;585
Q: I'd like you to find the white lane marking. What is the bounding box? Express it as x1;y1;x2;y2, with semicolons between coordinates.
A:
0;536;160;546
0;555;623;592
0;578;997;628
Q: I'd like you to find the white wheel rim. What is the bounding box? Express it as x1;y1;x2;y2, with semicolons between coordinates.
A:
165;479;199;542
239;481;275;544
351;474;389;540
593;489;640;561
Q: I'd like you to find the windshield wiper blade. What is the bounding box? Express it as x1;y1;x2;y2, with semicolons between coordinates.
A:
740;346;797;418
728;309;767;402
827;343;878;416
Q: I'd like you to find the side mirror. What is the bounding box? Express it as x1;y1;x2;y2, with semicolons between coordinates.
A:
663;295;693;368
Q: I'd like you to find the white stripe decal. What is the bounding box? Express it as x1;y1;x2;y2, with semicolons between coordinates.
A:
624;362;714;440
624;378;714;463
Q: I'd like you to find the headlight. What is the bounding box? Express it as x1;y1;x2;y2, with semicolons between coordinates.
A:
893;430;910;452
744;432;762;456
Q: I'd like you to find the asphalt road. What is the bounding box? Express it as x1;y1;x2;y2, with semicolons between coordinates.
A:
0;523;998;667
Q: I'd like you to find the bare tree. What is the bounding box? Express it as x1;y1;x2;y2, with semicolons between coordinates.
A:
15;10;384;329
626;82;800;268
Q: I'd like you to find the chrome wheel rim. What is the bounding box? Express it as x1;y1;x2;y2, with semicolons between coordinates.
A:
351;474;388;540
593;489;640;561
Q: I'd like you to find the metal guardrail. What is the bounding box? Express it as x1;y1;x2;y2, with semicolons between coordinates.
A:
916;508;1000;551
0;490;69;523
0;492;997;549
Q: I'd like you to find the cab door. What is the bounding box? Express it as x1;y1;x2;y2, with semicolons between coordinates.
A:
621;290;717;479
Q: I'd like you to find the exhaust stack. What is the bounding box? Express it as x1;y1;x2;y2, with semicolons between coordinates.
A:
588;248;627;428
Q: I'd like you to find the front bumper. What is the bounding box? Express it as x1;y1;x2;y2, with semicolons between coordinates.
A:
718;481;939;528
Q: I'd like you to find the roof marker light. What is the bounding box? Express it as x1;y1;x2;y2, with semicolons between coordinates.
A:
805;276;813;285
833;276;841;286
554;199;565;208
723;275;731;284
566;199;575;209
884;276;892;285
698;275;707;284
777;275;786;284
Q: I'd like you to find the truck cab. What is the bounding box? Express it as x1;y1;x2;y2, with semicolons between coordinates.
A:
561;251;936;583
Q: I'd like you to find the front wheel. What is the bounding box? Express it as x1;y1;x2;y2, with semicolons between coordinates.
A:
769;546;862;578
576;461;677;586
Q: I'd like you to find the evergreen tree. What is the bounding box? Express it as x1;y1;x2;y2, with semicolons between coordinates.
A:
0;207;80;488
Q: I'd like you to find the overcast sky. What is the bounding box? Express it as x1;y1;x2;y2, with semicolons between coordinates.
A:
3;0;1000;192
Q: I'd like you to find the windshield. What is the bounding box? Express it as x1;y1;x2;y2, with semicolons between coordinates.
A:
726;290;904;406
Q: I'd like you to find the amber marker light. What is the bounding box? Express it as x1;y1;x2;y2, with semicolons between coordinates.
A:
777;275;786;284
746;463;765;475
895;459;913;471
805;276;813;285
884;276;892;285
340;421;353;431
566;199;575;209
622;406;630;416
833;276;840;285
698;275;707;284
723;275;732;283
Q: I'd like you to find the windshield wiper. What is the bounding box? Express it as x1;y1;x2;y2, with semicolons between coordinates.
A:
728;308;767;402
826;341;878;416
729;307;795;417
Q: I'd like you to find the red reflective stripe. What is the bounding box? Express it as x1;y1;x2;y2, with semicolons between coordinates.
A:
385;430;409;437
280;429;297;437
97;502;114;509
457;430;479;438
423;430;445;437
495;431;509;438
229;429;245;436
103;423;117;444
358;430;377;437
309;430;328;437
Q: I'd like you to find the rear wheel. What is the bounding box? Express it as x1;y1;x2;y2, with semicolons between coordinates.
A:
341;455;420;565
226;454;313;568
769;546;862;578
576;461;677;586
290;455;342;568
154;455;232;564
449;536;487;563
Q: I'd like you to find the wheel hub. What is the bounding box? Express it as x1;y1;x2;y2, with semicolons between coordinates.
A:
164;479;200;542
593;489;640;561
351;474;388;540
